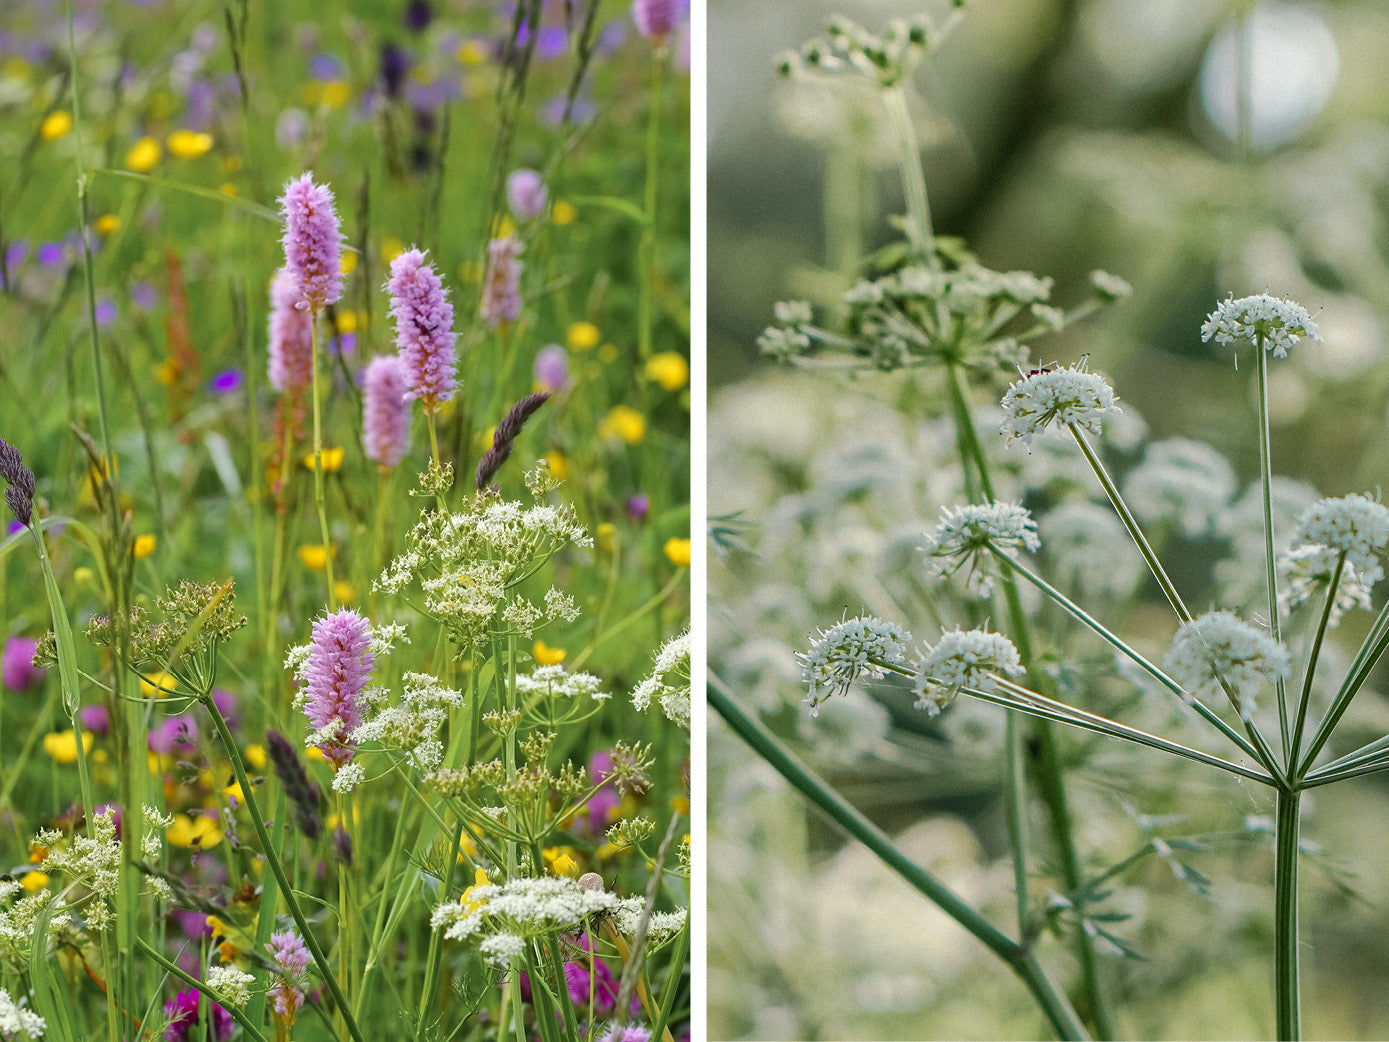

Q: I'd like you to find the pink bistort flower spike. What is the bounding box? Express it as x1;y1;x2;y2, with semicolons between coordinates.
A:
267;930;311;1018
279;173;343;314
506;168;547;221
631;0;678;39
267;268;314;394
362;355;411;470
386;248;456;410
480;235;523;329
302;608;373;768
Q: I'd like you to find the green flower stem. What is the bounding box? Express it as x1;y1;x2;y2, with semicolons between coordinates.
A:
309;317;337;611
1004;712;1030;934
135;937;271;1042
995;550;1270;768
638;40;665;361
1286;554;1343;773
1297;597;1389;777
975;681;1274;785
1070;428;1191;623
941;361;1110;1038
414;816;463;1038
882;83;936;267
709;674;1090;1042
1274;787;1302;1041
1302;754;1389;787
199;693;366;1042
1254;344;1293;759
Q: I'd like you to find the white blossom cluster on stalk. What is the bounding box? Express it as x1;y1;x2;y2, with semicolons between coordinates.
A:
1201;293;1321;358
1163;611;1290;717
0;884;67;967
31;808;122;932
922;501;1040;596
375;475;588;651
999;361;1121;446
0;987;44;1039
613;899;689;943
349;671;464;778
1122;437;1236;538
1278;544;1373;625
1041;501;1143;600
632;629;691;727
797;615;912;710
206;965;255;1009
912;628;1026;716
1290;493;1389;588
429;875;622;967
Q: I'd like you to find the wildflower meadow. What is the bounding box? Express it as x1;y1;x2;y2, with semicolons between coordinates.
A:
710;3;1389;1040
0;2;690;1041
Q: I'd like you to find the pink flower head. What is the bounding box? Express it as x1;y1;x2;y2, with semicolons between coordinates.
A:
507;168;547;221
279;173;344;314
2;635;43;691
631;0;677;39
387;248;456;409
268;267;315;394
362;355;411;469
533;344;568;391
301;609;373;768
480;235;523;329
267;930;311;1018
599;1024;652;1042
164;988;233;1041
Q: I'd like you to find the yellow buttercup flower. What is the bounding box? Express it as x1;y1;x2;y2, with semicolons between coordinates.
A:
168;814;223;849
533;640;566;666
381;236;406;263
140;671;177;698
133;534;157;558
599;405;646;445
167;129;213;159
340;250;358;275
40;110;72;141
244;744;267;770
544;451;569;481
459;868;491;914
334;580;357;604
567;321;601;351
320;80;350;108
544;848;579;877
125;136;162;172
43;730;93;764
302;447;345;472
646;351;690;391
663;537;691;567
595;522;617;555
457;39;488;65
552;200;577;226
94;214;121;237
20;872;48;892
297;544;335;571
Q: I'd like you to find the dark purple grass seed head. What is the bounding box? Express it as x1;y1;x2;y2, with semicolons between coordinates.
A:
265;728;324;840
333;822;353;866
379;41;410;97
475;391;550;490
0;436;36;527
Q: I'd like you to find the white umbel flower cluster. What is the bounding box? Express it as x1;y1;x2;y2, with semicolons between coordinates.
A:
1201;293;1321;359
0;987;45;1038
1163;611;1290;716
1123;438;1236;538
999;361;1121;446
923;502;1040;596
430;875;621;946
1290;493;1389;588
912;628;1025;716
797;615;912;709
206;965;255;1009
1278;544;1373;625
632;629;691;727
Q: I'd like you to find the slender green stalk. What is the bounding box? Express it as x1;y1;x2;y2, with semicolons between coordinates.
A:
1254;344;1293;758
1274;787;1301;1040
1287;554;1342;773
637;39;666;361
1071;428;1191;623
1298;598;1389;776
709;674;1089;1041
881;84;936;267
309;318;337;611
1004;713;1030;934
136;938;272;1042
199;693;366;1042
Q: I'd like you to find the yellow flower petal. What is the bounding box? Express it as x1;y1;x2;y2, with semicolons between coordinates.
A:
94;214;121;237
20;871;49;892
566;321;600;351
296;544;335;571
125;136;162;172
244;744;267;770
663;537;691;567
533;640;566;666
43;730;93;765
334;580;357;604
552;200;577;226
139;671;177;698
133;533;157;558
166;129;213;159
645;351;689;391
167;813;223;849
40;110;72;141
599;405;646;445
302;447;344;472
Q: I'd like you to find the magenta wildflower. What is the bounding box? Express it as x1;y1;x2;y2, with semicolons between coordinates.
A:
599;1024;652;1042
164;988;233;1041
631;0;678;39
362;355;411;469
480;235;523;329
279;173;343;314
148;713;199;756
386;248;457;410
533;344;568;391
507;168;547;221
301;608;373;768
268;930;311;1018
2;635;43;691
267;267;314;394
77;703;109;735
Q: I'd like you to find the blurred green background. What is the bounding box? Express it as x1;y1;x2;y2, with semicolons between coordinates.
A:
708;1;1389;1039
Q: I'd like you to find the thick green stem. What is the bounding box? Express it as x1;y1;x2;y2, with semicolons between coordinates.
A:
709;675;1089;1041
1274;788;1301;1040
200;694;366;1042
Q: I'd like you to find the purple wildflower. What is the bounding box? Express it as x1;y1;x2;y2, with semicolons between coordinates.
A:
387;248;456;410
268;930;311;1018
78;703;109;735
210;687;239;728
164;988;233;1041
362;355;411;470
2;636;43;691
507;168;548;221
380;42;411;97
631;0;678;39
279;173;344;314
598;1024;652;1042
533;344;568;391
208;369;244;395
480;236;523;328
148;714;200;757
404;0;432;32
268;267;315;394
301;609;373;768
265;728;323;840
130;280;158;310
626;493;651;523
95;299;117;326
